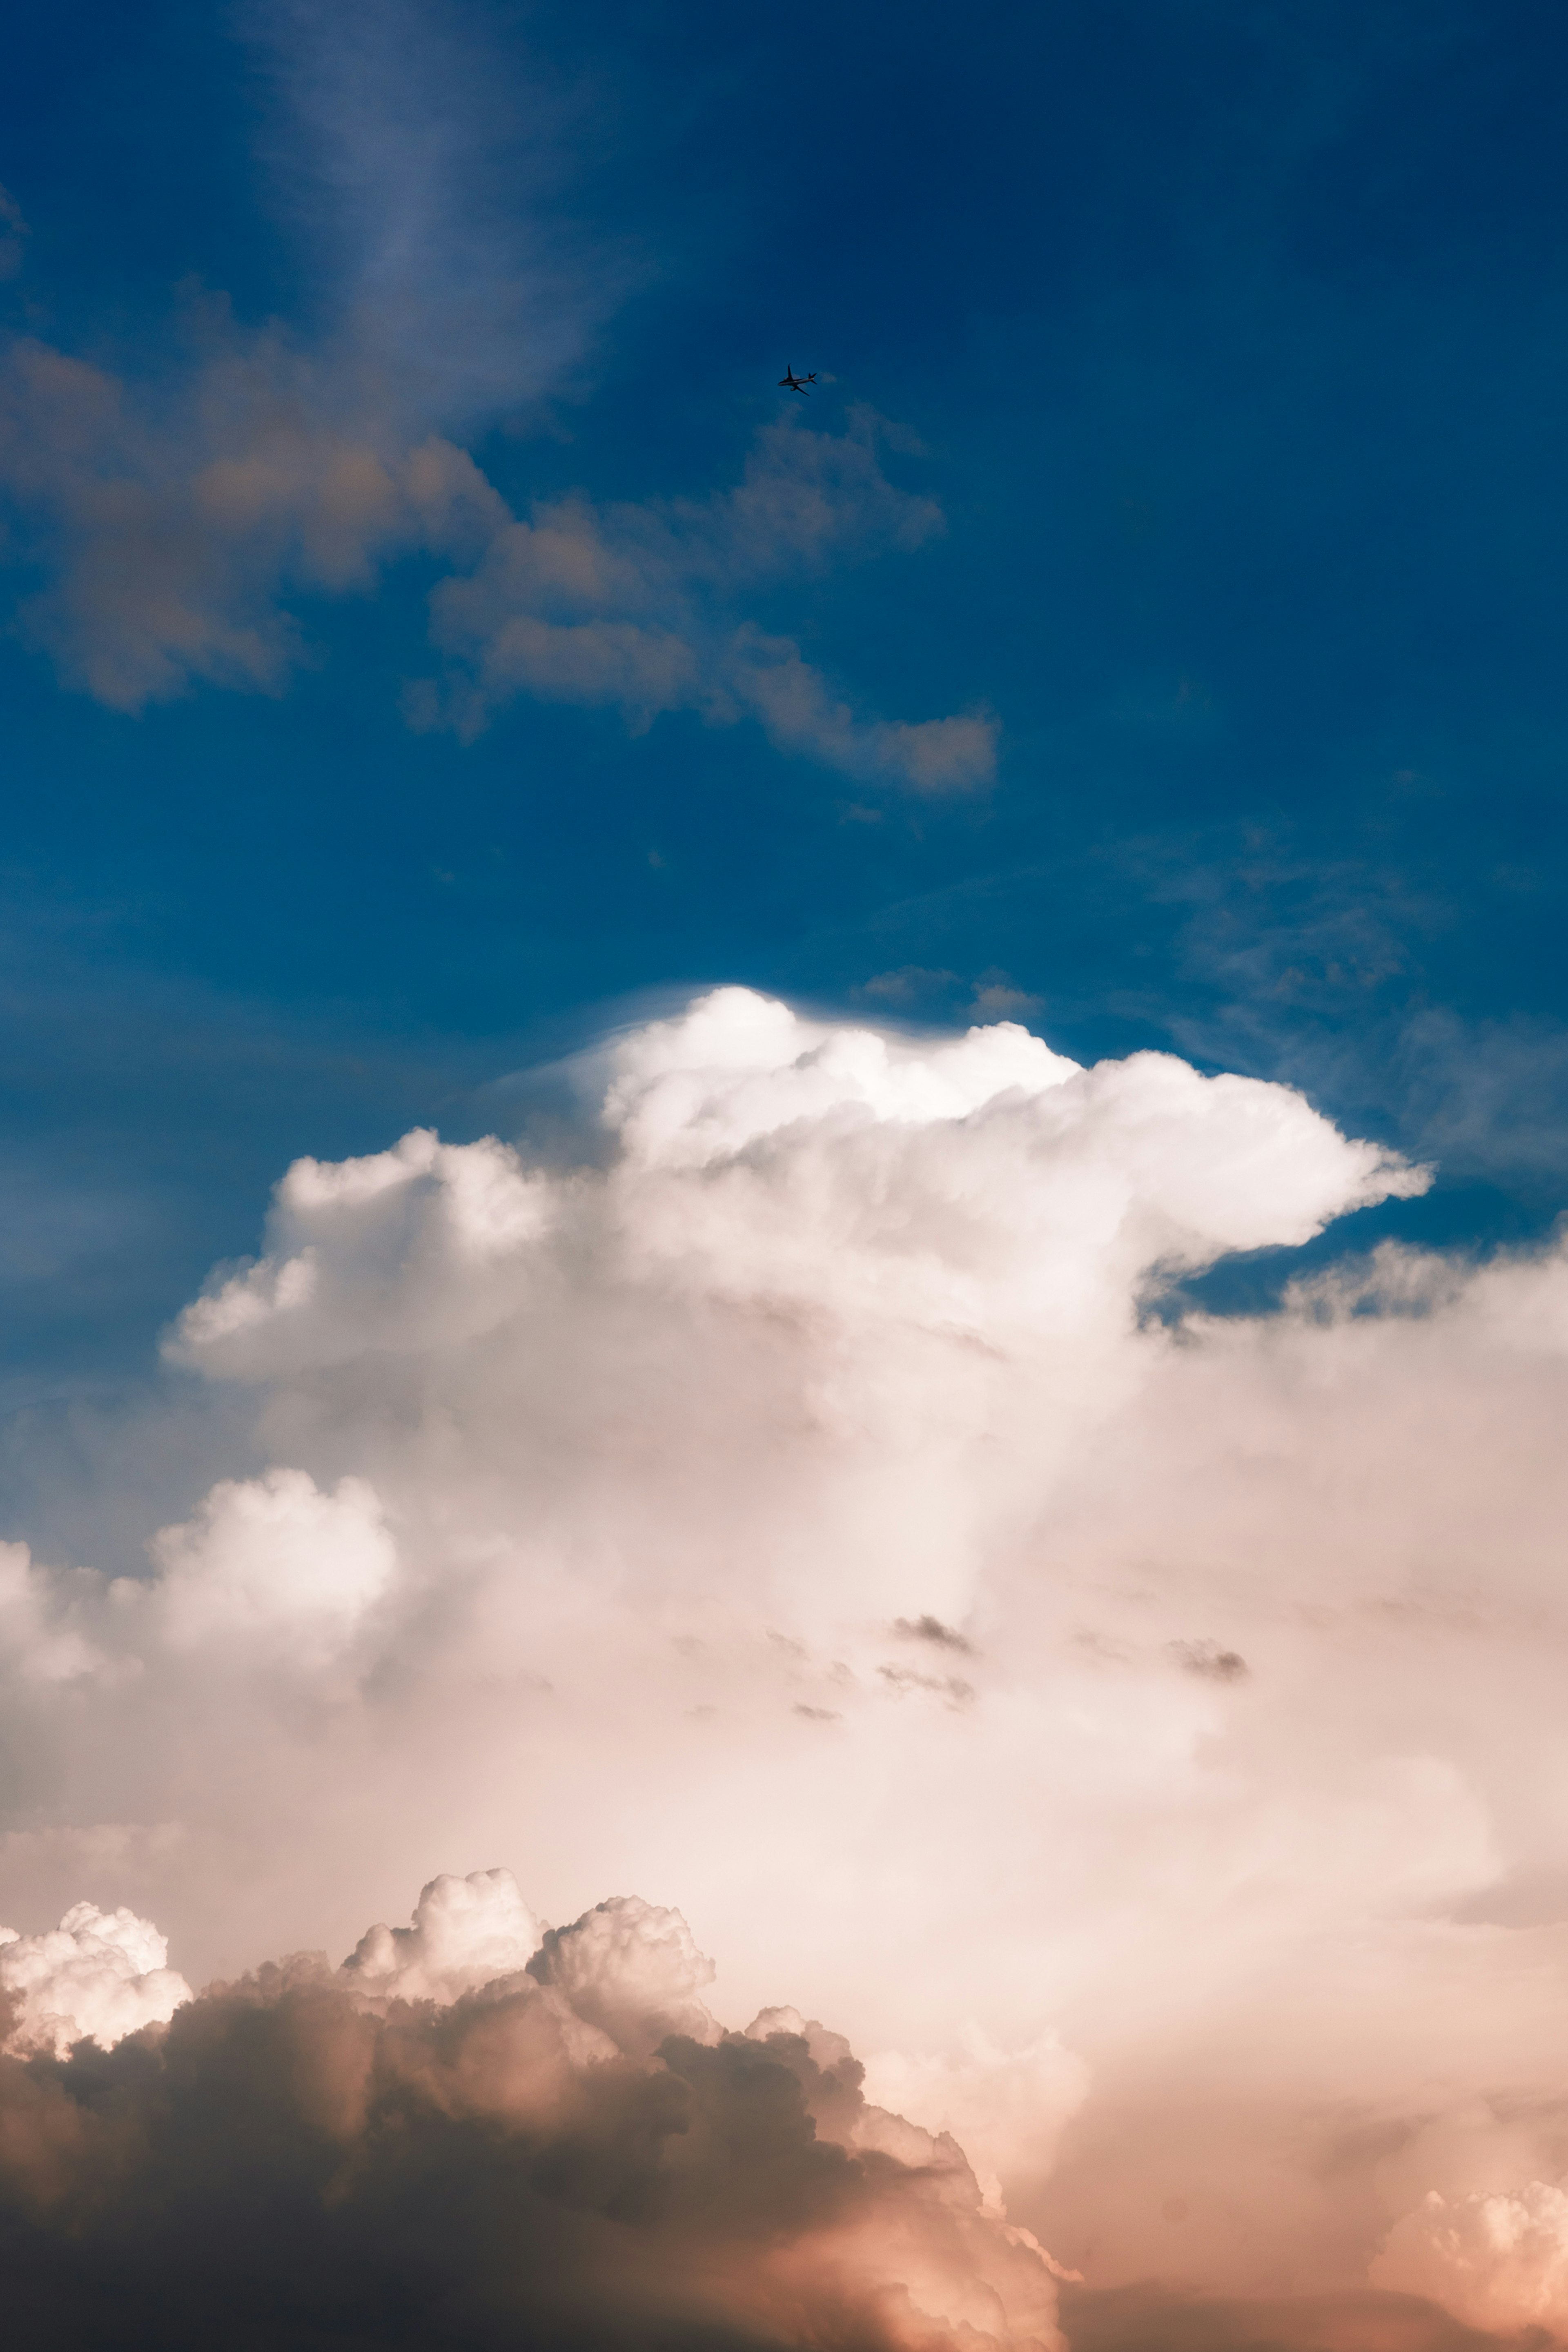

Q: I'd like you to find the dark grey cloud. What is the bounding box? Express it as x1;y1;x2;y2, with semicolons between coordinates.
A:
893;1617;975;1655
0;1898;1058;2352
1167;1640;1248;1683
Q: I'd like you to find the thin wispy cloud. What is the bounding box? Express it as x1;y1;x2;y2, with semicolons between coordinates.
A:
414;411;996;789
0;4;991;791
1141;831;1568;1196
0;325;500;707
236;0;621;428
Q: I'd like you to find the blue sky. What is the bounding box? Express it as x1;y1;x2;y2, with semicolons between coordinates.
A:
3;0;1568;1460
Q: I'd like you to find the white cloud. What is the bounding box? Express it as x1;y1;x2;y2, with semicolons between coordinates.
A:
151;1466;396;1663
861;2029;1091;2216
0;1900;190;2056
0;1539;106;1684
344;1866;542;2002
530;1893;721;2057
21;987;1568;2325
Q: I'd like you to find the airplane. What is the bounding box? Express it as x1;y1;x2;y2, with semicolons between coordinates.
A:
778;366;817;394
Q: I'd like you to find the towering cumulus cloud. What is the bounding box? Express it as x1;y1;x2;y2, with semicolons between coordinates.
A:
13;990;1568;2342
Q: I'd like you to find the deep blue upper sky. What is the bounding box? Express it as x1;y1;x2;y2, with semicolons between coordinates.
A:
4;0;1568;1469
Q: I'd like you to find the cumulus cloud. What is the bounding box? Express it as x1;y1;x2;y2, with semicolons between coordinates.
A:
531;1894;721;2058
0;1900;189;2056
345;1866;542;2003
151;1466;396;1663
0;1539;107;1685
0;1870;1065;2352
861;2030;1092;2217
20;986;1568;2333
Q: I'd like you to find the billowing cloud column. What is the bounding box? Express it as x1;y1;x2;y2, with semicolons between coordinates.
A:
27;988;1568;2329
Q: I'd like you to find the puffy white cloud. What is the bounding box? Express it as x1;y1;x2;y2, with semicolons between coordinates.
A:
19;985;1568;2328
530;1893;720;2058
151;1466;396;1663
177;987;1413;1394
0;1539;107;1684
172;1126;555;1373
344;1866;542;2002
150;989;1415;1673
0;1900;190;2056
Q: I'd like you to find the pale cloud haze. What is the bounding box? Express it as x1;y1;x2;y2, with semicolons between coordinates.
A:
236;0;621;427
